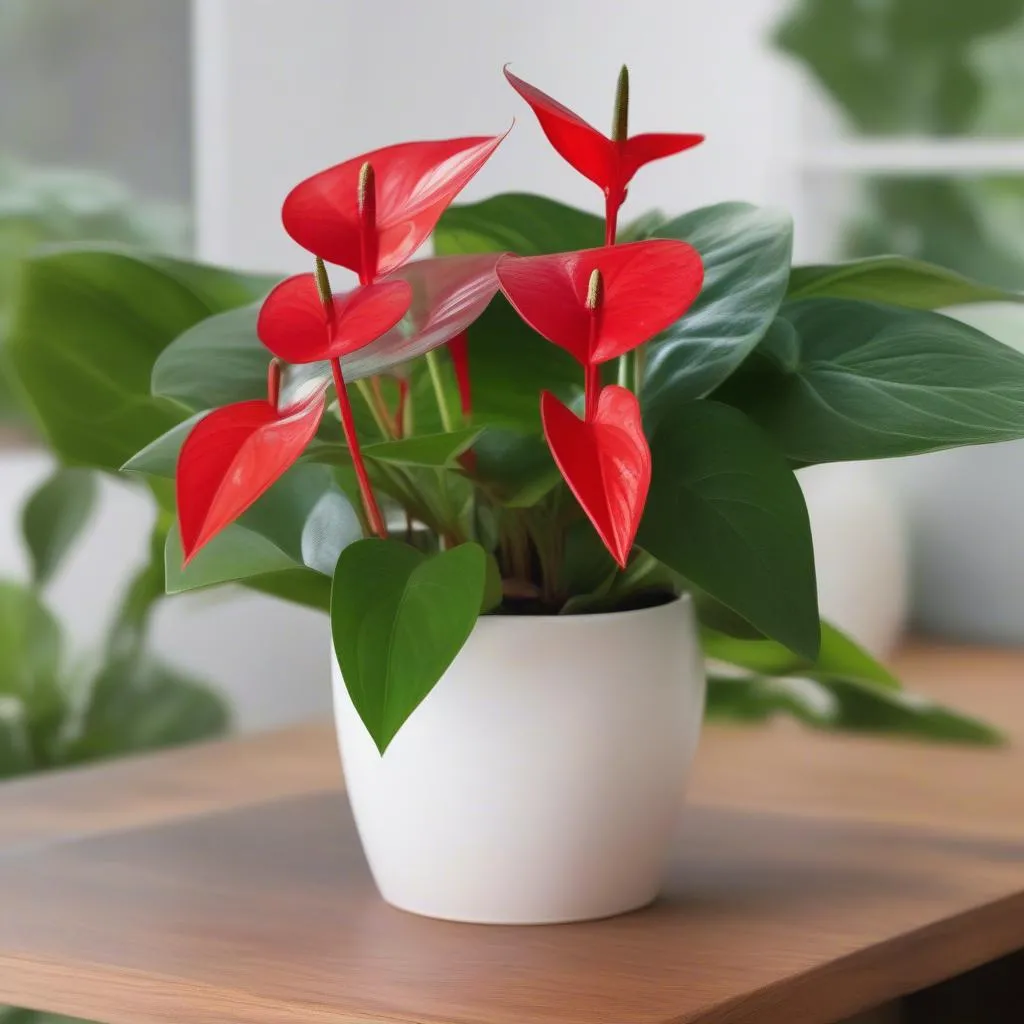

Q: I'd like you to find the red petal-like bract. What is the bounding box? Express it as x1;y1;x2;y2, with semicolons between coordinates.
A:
504;68;703;199
281;135;506;279
496;240;703;366
448;329;472;417
176;392;325;564
342;253;500;381
257;273;412;364
541;386;651;568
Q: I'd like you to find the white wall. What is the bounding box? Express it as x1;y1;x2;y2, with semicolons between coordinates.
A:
194;0;803;274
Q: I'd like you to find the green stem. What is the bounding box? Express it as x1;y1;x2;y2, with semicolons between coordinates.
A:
425;350;455;432
355;379;392;439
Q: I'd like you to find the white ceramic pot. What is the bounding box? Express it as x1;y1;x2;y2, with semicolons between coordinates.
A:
332;596;705;925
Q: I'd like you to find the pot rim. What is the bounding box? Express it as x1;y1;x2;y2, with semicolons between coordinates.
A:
476;591;691;628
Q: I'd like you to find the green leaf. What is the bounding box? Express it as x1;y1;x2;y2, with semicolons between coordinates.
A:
471;428;561;507
68;656;229;763
706;674;1002;745
165;462;362;600
788;256;1024;308
150;303;265;410
20;467;98;586
702;620;899;689
121;411;205;478
638;401;819;660
331;539;485;753
642;203;794;424
6;245;271;471
165;523;298;593
435;192;604;257
720;298;1024;463
307;427;483;470
0;698;35;779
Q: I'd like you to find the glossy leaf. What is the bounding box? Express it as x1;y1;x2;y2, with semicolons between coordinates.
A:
331;539;486;753
702;620;899;689
282;134;506;278
504;68;702;200
435;192;604;257
308;427;482;469
497;240;703;366
542;386;651;568
176;393;326;563
122;412;207;479
788;255;1024;308
720;298;1024;463
638;400;819;660
641;203;794;423
20;468;98;586
706;674;1001;745
472;429;562;506
7;245;271;471
257;274;412;363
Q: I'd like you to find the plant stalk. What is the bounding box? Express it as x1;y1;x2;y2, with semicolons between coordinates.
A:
425;350;455;432
332;359;387;538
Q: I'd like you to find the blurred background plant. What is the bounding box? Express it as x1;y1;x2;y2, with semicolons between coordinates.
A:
776;0;1024;285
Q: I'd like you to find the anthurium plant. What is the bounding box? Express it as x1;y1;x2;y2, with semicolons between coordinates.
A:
8;67;1024;753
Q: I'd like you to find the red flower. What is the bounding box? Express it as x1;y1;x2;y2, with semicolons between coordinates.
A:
281;134;507;281
176;370;325;564
541;386;651;568
505;67;702;232
256;273;412;365
496;240;703;366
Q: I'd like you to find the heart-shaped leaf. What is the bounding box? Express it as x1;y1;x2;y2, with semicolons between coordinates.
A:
541;385;651;568
331;539;486;753
641;203;793;424
282;134;506;278
257;274;412;363
719;298;1024;463
176;393;326;562
788;255;1024;308
498;240;703;365
638;400;819;660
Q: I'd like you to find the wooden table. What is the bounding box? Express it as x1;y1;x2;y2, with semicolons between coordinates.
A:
0;643;1021;1024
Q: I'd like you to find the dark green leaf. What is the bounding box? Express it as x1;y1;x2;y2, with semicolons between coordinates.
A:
331;539;485;752
638;401;819;659
165;523;299;593
706;674;1002;745
642;203;793;424
788;256;1024;308
720;298;1024;463
435;192;604;257
702;620;899;689
20;467;97;586
472;428;561;507
69;657;229;763
105;521;167;666
308;427;483;470
6;245;271;471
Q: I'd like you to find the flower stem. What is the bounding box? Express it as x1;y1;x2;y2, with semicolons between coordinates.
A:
332;358;387;539
425;350;455;433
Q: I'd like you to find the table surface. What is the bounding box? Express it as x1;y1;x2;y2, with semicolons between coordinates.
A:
0;642;1021;1024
